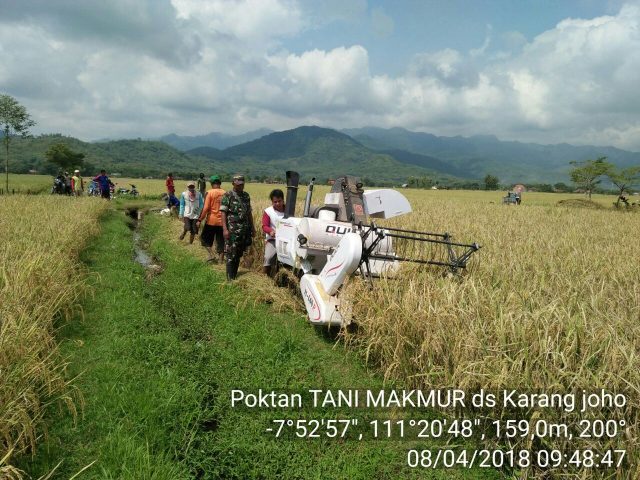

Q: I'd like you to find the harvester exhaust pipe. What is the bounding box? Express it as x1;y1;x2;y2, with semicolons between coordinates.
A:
303;177;316;217
284;171;300;219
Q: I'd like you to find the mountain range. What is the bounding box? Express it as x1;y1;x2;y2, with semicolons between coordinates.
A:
9;126;640;185
158;129;273;151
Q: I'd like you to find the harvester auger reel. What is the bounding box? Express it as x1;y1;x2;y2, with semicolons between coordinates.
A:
275;171;481;326
357;223;481;286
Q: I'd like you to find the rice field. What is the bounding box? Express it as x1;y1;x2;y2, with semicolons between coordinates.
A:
340;191;639;477
0;195;108;476
236;184;639;477
4;174;639;478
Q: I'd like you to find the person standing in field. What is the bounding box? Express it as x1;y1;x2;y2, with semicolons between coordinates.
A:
63;172;72;195
197;175;225;263
166;172;175;196
220;174;255;281
197;173;207;199
179;181;204;244
93;169;113;200
261;189;285;276
71;169;84;196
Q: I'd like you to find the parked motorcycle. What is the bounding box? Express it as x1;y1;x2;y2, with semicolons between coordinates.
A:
50;175;67;195
115;184;139;197
87;180;100;196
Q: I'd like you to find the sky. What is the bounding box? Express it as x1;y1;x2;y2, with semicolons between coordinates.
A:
2;0;640;150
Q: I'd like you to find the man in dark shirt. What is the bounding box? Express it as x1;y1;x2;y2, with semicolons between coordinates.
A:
93;169;113;200
197;173;207;198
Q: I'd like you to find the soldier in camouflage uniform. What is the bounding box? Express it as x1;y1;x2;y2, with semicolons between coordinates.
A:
220;174;255;280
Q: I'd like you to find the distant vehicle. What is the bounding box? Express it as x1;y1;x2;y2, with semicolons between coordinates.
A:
51;175;66;195
87;180;100;196
502;192;521;205
116;184;139;197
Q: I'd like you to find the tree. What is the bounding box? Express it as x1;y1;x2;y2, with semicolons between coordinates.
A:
554;182;570;192
569;157;611;200
484;174;499;190
45;143;86;172
0;94;36;192
607;165;640;207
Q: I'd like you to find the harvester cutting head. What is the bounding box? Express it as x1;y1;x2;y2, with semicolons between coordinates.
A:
275;171;481;326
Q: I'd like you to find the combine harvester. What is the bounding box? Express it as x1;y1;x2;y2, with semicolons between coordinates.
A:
275;171;481;326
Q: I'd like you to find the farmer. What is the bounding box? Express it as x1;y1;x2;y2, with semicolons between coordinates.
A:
63;172;72;195
261;189;285;276
220;174;255;280
166;172;175;196
93;170;113;200
197;175;225;263
197;173;207;198
167;192;180;217
71;169;84;196
179;181;204;244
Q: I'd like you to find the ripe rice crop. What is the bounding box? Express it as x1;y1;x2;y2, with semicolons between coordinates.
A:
342;191;640;477
0;195;107;475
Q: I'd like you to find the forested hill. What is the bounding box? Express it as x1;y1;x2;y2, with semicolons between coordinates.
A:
186;126;456;184
9;129;457;184
10;126;639;184
343;127;640;183
159;128;273;151
8;134;215;178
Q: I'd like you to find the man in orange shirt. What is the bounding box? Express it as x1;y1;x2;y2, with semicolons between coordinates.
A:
197;175;225;263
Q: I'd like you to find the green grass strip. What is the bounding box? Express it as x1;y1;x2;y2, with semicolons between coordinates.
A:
18;210;500;479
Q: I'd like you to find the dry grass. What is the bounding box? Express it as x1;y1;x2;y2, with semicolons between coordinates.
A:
126;180;638;477
0;195;107;474
341;193;640;478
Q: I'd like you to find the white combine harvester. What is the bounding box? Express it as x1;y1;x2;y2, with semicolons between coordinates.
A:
275;171;480;326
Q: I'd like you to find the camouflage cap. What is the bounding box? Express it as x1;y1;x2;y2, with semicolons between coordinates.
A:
232;174;245;184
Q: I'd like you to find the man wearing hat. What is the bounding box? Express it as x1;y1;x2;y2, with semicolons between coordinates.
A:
71;169;84;196
197;175;225;263
220;174;255;280
179;181;204;244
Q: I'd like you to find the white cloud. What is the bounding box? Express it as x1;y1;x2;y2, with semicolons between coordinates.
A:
171;0;303;44
1;0;640;150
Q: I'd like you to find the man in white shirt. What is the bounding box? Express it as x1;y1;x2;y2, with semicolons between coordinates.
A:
179;181;204;244
261;189;285;276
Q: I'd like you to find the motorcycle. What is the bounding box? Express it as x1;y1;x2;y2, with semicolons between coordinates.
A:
87;180;100;196
51;176;67;195
115;184;139;197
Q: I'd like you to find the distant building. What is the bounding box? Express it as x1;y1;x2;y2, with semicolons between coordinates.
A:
401;183;408;188
28;169;38;174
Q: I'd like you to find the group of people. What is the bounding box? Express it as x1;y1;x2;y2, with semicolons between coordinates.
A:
53;169;114;199
166;172;285;281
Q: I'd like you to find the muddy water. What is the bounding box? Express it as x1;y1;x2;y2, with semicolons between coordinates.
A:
126;208;162;272
133;231;155;267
